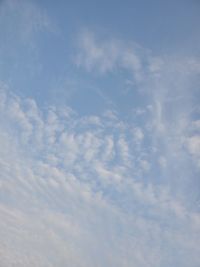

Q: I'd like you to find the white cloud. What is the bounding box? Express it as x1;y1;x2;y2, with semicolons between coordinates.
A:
1;28;200;266
186;135;200;156
75;30;149;82
185;135;200;168
75;30;120;73
132;127;144;143
158;156;167;168
0;85;200;266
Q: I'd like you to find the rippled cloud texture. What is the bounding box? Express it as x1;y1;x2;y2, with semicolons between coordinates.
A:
0;0;200;266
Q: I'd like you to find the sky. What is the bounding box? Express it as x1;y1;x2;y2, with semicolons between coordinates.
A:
0;0;200;266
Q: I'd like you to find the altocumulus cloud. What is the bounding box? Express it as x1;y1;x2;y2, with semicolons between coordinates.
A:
0;65;200;266
0;21;200;266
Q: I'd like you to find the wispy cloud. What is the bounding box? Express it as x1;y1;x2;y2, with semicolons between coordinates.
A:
75;30;200;181
74;30;149;82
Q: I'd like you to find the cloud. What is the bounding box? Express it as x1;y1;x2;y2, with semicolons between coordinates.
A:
187;135;200;156
75;30;120;73
0;83;200;266
132;127;144;144
75;31;200;196
185;134;200;168
74;30;150;82
0;27;200;266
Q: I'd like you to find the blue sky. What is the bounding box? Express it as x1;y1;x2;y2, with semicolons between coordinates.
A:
0;0;200;266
